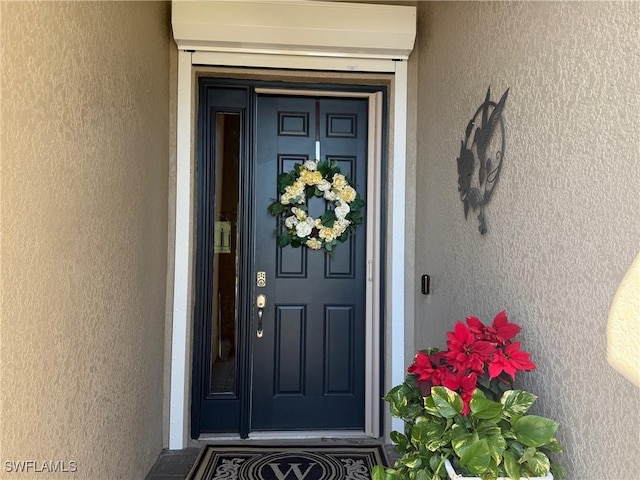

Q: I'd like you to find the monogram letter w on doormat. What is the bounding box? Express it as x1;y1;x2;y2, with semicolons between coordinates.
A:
186;445;389;480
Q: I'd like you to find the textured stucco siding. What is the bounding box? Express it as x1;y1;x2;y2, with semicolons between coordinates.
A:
413;2;639;478
0;2;170;478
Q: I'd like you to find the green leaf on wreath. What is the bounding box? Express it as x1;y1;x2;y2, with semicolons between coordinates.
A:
320;210;336;227
268;201;287;216
277;172;297;193
278;233;292;247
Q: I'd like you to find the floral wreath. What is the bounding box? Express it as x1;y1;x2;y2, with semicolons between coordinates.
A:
267;159;364;253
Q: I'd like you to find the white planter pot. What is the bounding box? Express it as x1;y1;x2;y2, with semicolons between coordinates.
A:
444;459;553;480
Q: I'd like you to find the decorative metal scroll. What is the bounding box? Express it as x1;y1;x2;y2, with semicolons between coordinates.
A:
457;87;509;234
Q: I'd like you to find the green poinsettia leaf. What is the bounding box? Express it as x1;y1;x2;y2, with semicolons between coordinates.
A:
390;431;409;450
459;438;491;475
416;420;447;452
507;440;525;460
519;446;537;464
551;461;567;480
512;415;559;447
542;437;563;453
526;451;551;477
470;389;503;421
451;424;475;455
386;396;408;419
399;456;422;469
371;465;386;480
431;386;463;418
501;390;537;418
410;419;431;445
423;396;440;417
503;450;521;480
429;455;447;476
484;433;507;465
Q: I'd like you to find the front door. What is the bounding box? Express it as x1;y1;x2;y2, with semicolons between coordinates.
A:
192;81;371;438
251;95;368;431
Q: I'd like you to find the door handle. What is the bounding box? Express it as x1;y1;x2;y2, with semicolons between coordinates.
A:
256;294;266;338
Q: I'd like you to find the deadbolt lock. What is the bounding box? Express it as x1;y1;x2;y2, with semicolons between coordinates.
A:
257;271;266;288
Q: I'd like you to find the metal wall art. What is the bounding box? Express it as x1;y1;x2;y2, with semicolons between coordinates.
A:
457;87;509;234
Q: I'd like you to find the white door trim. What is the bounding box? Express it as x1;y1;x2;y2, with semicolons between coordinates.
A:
169;51;407;449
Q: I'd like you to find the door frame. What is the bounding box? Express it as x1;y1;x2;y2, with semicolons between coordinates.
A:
170;52;408;448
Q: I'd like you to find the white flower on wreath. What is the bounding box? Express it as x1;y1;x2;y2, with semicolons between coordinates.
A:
319;227;337;242
334;218;350;235
323;190;338;202
317;179;331;192
295;218;314;238
284;215;299;229
281;180;307;204
303;160;318;171
300;169;323;186
334;201;350;220
332;173;348;190
291;207;307;221
339;186;357;203
305;237;322;250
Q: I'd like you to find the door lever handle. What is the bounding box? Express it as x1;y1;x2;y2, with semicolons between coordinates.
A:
256;294;266;338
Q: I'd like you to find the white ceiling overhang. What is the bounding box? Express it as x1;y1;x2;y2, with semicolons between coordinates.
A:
171;0;416;60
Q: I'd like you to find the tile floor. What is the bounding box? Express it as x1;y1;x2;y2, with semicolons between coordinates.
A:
145;448;201;480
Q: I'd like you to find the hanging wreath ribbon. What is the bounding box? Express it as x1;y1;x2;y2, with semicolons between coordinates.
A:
267;159;364;253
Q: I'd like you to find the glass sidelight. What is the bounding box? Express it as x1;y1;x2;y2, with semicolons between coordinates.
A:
209;112;241;395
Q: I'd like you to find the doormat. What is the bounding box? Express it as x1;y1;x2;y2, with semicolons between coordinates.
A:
186;444;389;480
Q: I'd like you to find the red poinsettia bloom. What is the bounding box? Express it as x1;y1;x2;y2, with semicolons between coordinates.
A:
488;341;536;380
445;322;495;374
431;365;452;387
407;351;435;381
467;311;521;345
443;372;477;415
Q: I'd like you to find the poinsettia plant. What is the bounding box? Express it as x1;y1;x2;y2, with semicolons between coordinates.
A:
373;312;565;480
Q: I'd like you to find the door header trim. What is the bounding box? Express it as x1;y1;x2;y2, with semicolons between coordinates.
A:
172;0;416;60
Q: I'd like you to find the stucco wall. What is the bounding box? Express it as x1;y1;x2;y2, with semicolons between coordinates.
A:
414;2;639;478
1;2;170;478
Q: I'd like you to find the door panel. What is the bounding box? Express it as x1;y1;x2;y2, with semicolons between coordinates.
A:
192;85;250;436
192;82;372;437
251;95;368;431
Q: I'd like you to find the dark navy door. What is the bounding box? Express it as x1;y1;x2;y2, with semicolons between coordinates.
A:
251;95;368;430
